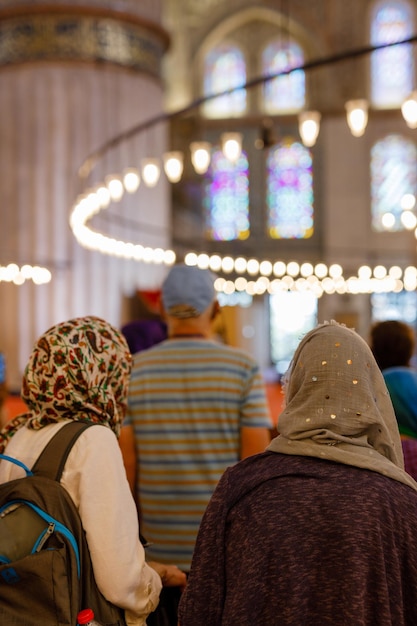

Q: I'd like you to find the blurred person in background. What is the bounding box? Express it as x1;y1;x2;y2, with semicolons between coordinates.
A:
370;319;417;480
124;264;272;626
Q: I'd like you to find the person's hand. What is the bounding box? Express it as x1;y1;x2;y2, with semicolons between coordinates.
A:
148;561;187;589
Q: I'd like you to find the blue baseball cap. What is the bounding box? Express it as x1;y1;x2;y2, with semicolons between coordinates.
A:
161;264;217;318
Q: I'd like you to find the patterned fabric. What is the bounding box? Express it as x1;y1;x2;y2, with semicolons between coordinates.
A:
268;321;417;491
179;452;417;626
126;337;272;571
0;316;132;453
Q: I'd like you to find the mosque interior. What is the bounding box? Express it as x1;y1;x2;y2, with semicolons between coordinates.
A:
0;0;417;391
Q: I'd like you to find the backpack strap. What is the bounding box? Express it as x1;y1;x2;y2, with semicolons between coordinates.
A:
32;421;95;481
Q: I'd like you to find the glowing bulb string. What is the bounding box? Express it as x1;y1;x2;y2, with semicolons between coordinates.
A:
70;35;417;295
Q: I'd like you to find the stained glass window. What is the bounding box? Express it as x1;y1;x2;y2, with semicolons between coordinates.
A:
267;138;313;239
204;149;249;241
371;134;417;231
262;39;305;113
203;44;247;118
371;1;414;107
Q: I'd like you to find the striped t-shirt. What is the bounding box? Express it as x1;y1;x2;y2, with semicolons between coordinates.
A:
126;338;271;570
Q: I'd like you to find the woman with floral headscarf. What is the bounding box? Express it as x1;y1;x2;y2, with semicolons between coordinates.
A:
0;316;185;626
179;321;417;626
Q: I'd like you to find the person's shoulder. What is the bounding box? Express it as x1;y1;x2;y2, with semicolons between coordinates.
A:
222;450;285;482
67;423;119;467
384;366;415;373
215;451;293;500
5;420;69;453
131;339;170;363
384;366;417;382
208;340;258;362
79;422;115;444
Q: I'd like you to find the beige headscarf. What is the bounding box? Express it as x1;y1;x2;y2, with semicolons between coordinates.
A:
268;320;417;491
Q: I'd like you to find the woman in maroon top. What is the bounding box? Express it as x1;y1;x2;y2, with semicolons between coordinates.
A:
179;321;417;626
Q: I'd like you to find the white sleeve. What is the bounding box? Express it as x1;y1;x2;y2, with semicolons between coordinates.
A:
61;424;162;625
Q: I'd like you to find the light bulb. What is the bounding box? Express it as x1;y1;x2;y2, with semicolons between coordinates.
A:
345;99;368;137
401;91;417;129
163;151;184;183
401;211;417;230
190;142;211;174
221;133;242;162
96;185;111;208
123;168;140;193
381;212;396;230
401;193;416;211
105;175;124;201
298;111;321;147
141;158;160;187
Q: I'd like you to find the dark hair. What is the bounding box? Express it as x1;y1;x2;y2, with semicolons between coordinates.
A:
370;320;415;370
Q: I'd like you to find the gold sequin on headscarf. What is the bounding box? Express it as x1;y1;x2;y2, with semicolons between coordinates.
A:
268;321;417;491
0;316;132;453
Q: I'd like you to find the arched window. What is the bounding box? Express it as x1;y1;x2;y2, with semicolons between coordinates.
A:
262;38;305;113
371;134;417;231
371;1;414;107
204;149;249;241
203;43;247;118
267;138;313;239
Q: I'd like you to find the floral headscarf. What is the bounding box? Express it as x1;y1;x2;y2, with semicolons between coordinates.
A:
268;321;417;491
0;316;132;453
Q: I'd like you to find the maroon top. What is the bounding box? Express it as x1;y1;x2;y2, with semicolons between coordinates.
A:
402;438;417;481
179;451;417;626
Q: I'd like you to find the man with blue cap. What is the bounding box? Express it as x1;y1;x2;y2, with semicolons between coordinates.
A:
124;263;272;625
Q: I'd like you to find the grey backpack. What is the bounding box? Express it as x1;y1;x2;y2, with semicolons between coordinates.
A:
0;421;126;626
